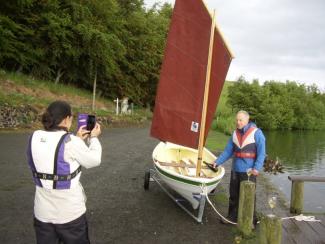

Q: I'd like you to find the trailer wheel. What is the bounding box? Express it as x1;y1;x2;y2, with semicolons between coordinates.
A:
144;170;150;190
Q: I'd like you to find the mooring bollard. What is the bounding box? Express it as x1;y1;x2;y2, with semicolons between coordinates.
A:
259;215;282;244
238;181;255;236
290;180;304;214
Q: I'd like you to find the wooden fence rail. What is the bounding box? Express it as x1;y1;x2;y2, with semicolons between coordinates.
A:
288;175;325;214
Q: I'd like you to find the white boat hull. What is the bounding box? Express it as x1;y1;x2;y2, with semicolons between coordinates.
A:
152;142;225;209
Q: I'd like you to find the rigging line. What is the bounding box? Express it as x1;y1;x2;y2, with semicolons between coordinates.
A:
200;184;237;225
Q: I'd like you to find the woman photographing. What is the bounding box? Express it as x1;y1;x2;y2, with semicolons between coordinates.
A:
27;100;102;244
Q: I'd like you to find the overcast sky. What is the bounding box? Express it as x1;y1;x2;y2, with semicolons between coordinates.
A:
144;0;325;90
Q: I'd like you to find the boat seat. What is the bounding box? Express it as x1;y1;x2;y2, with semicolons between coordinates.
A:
156;160;214;178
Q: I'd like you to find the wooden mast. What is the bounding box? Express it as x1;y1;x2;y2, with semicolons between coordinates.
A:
196;10;216;177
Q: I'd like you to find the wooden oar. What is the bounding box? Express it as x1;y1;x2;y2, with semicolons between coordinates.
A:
156;160;215;178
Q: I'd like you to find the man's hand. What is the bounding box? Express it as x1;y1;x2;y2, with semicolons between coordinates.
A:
252;169;259;176
213;162;218;168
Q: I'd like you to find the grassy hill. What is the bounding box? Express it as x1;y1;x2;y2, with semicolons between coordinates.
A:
0;71;151;130
0;71;113;112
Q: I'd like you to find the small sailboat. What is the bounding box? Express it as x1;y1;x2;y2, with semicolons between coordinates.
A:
146;0;233;220
152;142;225;209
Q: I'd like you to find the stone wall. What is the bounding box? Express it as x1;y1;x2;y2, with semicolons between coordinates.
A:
0;104;39;128
0;103;147;129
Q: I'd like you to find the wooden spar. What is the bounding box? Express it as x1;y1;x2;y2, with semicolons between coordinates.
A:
92;70;97;112
196;10;216;177
202;0;235;59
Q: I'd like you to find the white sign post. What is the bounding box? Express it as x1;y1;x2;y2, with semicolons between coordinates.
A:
114;98;119;115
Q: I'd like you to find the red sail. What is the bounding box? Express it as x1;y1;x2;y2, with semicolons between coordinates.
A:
150;0;233;149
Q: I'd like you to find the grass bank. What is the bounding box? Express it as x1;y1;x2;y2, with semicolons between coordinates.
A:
0;70;151;130
206;130;229;152
212;81;237;135
0;69;237;134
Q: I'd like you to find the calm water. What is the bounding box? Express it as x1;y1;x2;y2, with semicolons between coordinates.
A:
264;130;325;212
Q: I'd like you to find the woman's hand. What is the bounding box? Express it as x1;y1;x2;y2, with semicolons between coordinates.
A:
90;123;101;138
76;125;90;140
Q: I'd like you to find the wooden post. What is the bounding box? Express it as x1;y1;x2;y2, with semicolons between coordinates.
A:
290;181;304;214
92;70;97;112
288;175;325;214
238;181;255;236
196;10;216;177
259;215;282;244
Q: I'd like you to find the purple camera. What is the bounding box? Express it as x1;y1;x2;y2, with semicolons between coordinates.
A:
77;114;96;131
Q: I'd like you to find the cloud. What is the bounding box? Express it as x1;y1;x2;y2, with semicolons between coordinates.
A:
144;0;325;90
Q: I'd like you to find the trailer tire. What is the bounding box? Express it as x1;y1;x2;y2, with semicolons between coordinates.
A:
144;170;150;190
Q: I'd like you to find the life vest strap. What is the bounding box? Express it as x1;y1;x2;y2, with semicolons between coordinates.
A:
32;166;82;181
234;152;256;159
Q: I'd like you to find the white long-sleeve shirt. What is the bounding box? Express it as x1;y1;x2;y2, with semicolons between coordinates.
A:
34;133;102;224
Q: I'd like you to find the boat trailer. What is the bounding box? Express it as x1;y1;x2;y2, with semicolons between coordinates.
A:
144;168;212;223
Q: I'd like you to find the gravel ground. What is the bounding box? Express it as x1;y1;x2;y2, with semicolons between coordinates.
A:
0;127;232;244
0;126;288;244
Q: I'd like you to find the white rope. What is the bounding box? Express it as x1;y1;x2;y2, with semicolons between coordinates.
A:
281;214;321;222
200;184;237;225
200;185;321;225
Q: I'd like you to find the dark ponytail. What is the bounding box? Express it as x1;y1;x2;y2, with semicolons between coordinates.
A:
42;101;72;131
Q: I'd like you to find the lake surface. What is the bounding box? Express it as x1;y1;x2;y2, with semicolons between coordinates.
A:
264;130;325;212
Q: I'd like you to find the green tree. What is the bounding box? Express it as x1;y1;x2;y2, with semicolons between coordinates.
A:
0;0;172;105
0;3;42;72
115;0;172;105
226;79;325;130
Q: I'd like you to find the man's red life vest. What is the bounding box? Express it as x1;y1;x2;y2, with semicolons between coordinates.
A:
232;126;258;159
